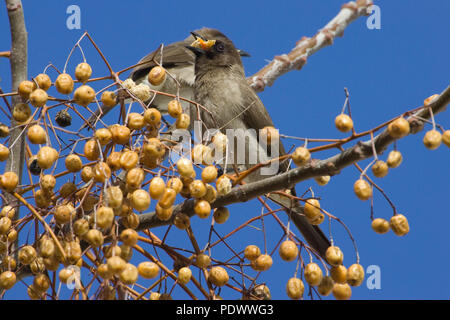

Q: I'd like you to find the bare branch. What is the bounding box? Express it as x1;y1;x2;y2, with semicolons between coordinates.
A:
247;0;374;92
135;86;450;230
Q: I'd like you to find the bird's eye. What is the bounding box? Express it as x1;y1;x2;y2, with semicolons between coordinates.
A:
215;43;225;53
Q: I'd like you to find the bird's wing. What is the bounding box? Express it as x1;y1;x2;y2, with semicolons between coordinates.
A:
130;40;195;83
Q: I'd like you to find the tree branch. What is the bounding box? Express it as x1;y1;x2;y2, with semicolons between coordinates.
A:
135;85;450;230
247;0;374;92
3;0;27;256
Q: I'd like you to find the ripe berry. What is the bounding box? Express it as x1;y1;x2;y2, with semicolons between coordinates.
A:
208;266;229;286
167;99;182;118
18;80;36;100
65;154;82;172
176;113;190;129
54;204;75;225
119;263;139;284
388;117;410;139
75;62;92;82
85;229;104;247
167;177;183;194
110;125;131;145
55;73;74;94
347;263;365;287
304;198;321;220
201;165;218;183
143;108;161;126
158;188;176;209
371;160;388;178
260;126;279;145
442;130;450;147
0;144;9;162
12;103;31;122
148;66;166;86
0;172;19;192
0;271;16;290
127;113;145;130
189;180;207;198
330;265;347;284
286;277;304;300
95;206;115;229
315;175;330;186
291;147;310;166
130;189;151;212
177;267;192;285
318;276;334;296
335;114;353;132
119;150;139;171
304;263;323;286
27;124;47;144
332;283;352;300
0;124;9;138
173;213;190;229
195;254;211;269
387;150;402;168
389;214;409;236
244;245;261;261
101;91;117;107
213;207;229;224
40;174;56;191
325;246;344;266
138;261;160;279
353;179;372;201
176;158;194;178
34;74;51;91
29;89;48;107
194;200;211;219
371;218;390;234
93;161;111;183
423;129;442;150
74;85;95;106
253;254;273;271
279;240;298;262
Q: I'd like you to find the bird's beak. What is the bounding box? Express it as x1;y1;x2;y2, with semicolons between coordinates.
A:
185;45;206;57
190;31;207;41
237;49;251;57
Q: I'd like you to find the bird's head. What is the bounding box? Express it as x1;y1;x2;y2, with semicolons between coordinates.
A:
186;29;247;73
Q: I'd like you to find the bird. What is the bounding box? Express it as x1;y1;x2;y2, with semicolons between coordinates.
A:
185;29;331;258
83;28;250;129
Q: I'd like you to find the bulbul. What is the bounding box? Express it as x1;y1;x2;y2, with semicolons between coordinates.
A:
186;29;331;257
84;28;249;128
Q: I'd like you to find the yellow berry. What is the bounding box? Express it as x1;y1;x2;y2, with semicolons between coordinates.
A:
325;246;344;266
279;240;298;262
423;129;442;150
332;283;352;300
138;261;160;279
34;74;51;91
244;245;261;261
318;276;334;296
390;214;409;236
388;117;410;139
335;114;353;132
353;179;372;201
286;277;304;300
101;91;117;107
330;265;347;284
29;89;48;108
74;85;95;106
371;160;388;178
304;263;323;286
213;207;229;224
387;150;403;168
371;218;390;234
55;73;74;94
291;147;310;166
148;66;166;86
347;263;365;287
75;62;92;82
208;266;229;287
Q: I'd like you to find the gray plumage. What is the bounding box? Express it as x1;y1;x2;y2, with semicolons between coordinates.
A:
189;29;330;257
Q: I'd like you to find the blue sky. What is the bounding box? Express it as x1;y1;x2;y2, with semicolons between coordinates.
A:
0;0;449;300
